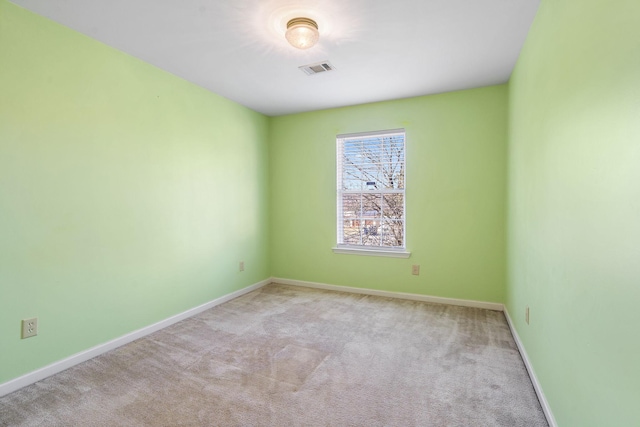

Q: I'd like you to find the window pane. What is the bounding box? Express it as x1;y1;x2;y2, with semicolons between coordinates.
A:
342;160;363;176
362;138;382;158
379;163;404;189
342;220;361;245
342;177;362;191
358;164;382;187
361;193;382;219
381;220;404;247
342;194;361;218
361;226;381;246
382;194;404;220
383;136;405;189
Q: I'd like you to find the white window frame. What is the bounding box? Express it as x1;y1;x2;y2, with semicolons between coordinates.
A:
333;129;410;258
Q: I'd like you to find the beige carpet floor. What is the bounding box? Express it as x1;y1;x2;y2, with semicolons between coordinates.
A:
0;284;547;426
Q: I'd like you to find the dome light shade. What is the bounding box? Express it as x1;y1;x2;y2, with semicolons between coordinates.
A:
285;17;319;50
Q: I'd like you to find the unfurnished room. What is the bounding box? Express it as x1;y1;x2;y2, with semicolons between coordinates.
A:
0;0;638;426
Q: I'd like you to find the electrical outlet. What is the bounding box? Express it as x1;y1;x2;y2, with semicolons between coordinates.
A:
525;306;530;325
22;318;38;339
412;265;420;275
239;261;245;272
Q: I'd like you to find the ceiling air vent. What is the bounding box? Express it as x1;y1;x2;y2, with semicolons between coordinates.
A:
299;61;335;76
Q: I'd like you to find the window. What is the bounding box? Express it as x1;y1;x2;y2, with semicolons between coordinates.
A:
334;129;409;258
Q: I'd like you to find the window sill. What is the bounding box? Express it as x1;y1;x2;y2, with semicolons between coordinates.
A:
332;247;411;258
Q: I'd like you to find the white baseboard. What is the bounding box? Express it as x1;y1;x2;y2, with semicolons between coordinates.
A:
503;307;558;427
0;278;271;398
271;277;504;311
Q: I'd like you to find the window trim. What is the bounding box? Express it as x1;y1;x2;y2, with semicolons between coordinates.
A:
335;128;409;257
331;246;411;258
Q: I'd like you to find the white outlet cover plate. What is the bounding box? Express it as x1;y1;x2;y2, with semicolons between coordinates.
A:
22;318;38;339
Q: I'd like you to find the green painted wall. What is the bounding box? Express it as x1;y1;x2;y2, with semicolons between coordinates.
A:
0;1;270;384
507;0;640;425
270;86;508;303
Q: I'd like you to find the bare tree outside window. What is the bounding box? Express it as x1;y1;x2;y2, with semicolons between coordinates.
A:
337;130;406;249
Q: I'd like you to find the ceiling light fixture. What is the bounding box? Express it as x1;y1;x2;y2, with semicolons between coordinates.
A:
285;17;319;50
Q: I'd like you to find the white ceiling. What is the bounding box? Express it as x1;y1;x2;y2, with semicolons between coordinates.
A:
10;0;540;116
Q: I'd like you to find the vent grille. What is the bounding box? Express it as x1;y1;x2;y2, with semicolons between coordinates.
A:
299;61;335;76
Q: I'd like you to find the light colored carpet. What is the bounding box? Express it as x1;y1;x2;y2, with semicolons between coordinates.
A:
0;284;548;426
